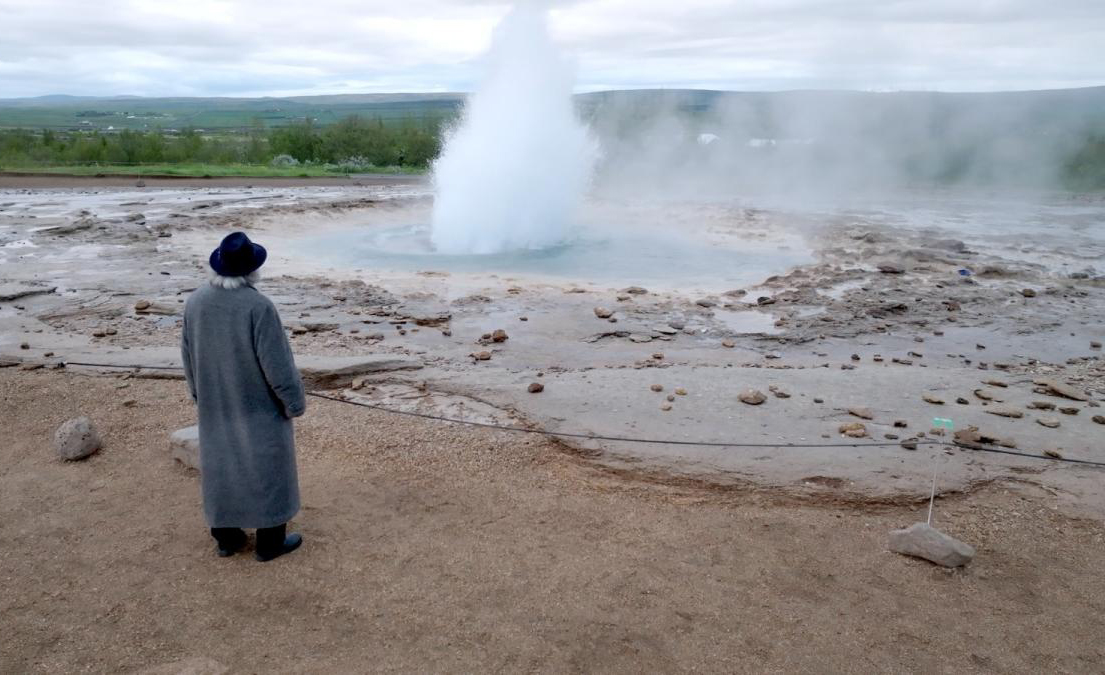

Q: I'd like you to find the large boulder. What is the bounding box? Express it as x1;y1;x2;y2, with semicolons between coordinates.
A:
888;522;975;567
54;417;101;461
170;426;200;470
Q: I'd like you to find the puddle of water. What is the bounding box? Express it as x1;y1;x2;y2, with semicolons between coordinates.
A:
716;310;781;335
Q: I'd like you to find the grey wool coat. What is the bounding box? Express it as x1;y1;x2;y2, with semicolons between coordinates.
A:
181;282;306;529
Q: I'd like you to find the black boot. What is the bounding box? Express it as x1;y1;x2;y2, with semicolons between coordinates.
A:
254;523;302;562
211;527;247;557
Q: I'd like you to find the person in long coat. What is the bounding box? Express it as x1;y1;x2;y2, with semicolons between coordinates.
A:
181;231;306;562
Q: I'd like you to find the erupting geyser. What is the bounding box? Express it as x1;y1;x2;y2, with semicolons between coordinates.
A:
430;4;597;255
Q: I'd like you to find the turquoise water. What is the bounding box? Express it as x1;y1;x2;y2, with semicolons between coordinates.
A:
295;223;811;288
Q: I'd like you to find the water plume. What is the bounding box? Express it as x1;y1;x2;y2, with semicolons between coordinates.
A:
430;3;597;255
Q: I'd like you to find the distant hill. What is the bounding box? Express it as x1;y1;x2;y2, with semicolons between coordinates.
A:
1;87;1101;135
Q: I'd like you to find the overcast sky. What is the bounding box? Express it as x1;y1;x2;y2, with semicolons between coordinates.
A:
0;0;1102;98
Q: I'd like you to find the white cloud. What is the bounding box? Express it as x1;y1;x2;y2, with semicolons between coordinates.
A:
0;0;1101;97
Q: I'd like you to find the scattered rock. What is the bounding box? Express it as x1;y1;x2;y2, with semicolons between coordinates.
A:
985;406;1024;419
922;394;945;405
674;388;687;396
850;354;860;361
660;403;673;411
838;422;867;438
650;384;664;392
884;434;900;440
666;394;675;402
813;398;824;404
773;389;791;399
1059;407;1079;416
628;334;654;343
19;342;29;349
848;407;874;420
622;286;648;295
1091;415;1104;425
135;180;146;188
170;426;200;470
491;329;509;343
877;263;905;274
1044;448;1063;459
973;389;1000;402
739;389;766;405
1028;401;1056;410
472;351;492;361
900;439;919;450
894;420;908;428
1036;379;1089;401
953;427;1017;449
1090;340;1101;349
888;523;974;568
756;296;775;306
956;397;969;405
721;339;736;348
527;382;544;393
54;417;101;461
593;307;614;319
982;379;1008;388
1020;288;1037;298
134;299;151;311
1037;418;1061;429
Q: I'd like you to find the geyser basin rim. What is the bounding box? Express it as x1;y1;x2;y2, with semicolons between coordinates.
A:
288;222;811;290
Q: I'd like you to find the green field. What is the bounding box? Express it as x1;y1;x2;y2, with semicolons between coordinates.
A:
0;94;464;132
2;163;426;178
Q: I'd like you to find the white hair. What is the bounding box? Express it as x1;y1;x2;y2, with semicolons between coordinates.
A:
209;269;261;290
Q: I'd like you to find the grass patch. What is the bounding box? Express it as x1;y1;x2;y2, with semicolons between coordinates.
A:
0;163;427;178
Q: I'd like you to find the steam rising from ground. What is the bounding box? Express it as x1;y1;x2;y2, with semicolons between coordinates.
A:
584;88;1105;201
431;4;597;254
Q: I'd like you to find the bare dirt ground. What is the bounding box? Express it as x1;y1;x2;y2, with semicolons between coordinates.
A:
3;367;1105;674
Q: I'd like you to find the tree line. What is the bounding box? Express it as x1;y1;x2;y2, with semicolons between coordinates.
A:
0;115;446;170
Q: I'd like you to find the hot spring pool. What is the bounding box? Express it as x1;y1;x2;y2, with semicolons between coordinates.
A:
289;222;811;289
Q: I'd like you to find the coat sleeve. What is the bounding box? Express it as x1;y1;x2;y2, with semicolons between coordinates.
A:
181;314;197;403
253;300;307;418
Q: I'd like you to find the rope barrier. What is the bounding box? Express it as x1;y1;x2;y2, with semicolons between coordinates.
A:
37;358;1105;468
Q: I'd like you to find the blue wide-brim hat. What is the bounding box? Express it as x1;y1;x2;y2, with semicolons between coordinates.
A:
210;231;267;277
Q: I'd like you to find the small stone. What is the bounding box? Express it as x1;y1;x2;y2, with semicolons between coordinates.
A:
900;439;919;450
1091;341;1102;349
848;407;874;420
872;355;884;362
850;354;860;361
473;351;492;361
623;286;648;295
922;394;945;405
841;364;856;370
985;406;1023;419
593;307;614;319
135;180;146;188
105;327;117;336
838;422;867;438
695;297;717;308
650;384;664;392
54;417;101;461
884;434;899;440
1038;379;1089;401
888;523;974;567
527;382;544;393
491;329;509;343
1020;288;1037;298
441;330;452;337
813;398;824;404
721;339;736;348
519;316;528;322
956;397;969;405
164;426;201;470
92;328;106;338
982;379;1008;388
974;389;999;402
877;263;905;274
674;388;687;396
1091;415;1104;425
756;296;775;306
739;389;766;405
894;420;908;428
20;342;29;349
660;403;673;411
666;394;675;402
773;389;791;399
1037;418;1061;429
1059;407;1079;416
1043;448;1063;459
134;299;151;311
